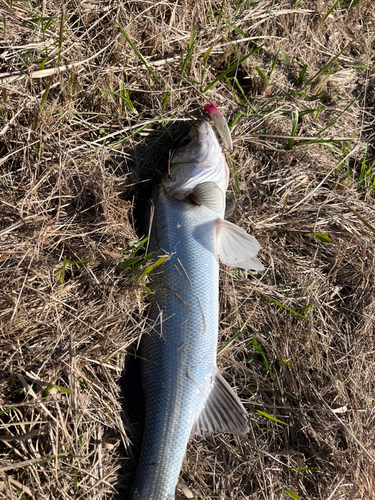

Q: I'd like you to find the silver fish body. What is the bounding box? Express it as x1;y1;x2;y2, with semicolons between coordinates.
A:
128;120;263;499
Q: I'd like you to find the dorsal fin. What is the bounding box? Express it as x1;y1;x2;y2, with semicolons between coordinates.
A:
192;370;249;438
192;181;224;214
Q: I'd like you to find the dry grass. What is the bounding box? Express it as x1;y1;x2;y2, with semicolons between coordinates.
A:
1;0;375;498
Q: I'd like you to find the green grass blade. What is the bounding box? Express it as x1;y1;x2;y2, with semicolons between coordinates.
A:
162;91;169;112
285;467;319;473
120;82;134;112
117;22;162;86
1;175;17;202
286;108;299;150
120;236;148;254
299;108;324;117
345;205;375;236
216;0;225;30
230;158;241;194
203;44;262;92
227;78;251;109
203;46;212;63
179;23;197;88
255;409;288;425
43;382;71;397
61;256;67;285
67;259;91;266
139;255;168;278
259;94;284;111
254;65;267;82
311;232;332;243
263;295;309;320
320;0;340;25
217;330;242;354
233;77;257;112
316;98;357;136
0;405;16;416
340;0;361;6
359;139;369;183
225;19;246;37
119;254;152;269
40;80;53;108
333;135;356;174
229;111;244;129
301;303;314;314
250;338;274;380
263;0;275;37
298;64;308;85
100;87;134;111
285;489;301;500
109;122;154;147
267;49;280;82
200;45;213;88
303;42;352;89
281;50;290;67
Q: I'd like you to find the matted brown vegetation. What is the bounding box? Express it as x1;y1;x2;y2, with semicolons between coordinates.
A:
1;0;375;499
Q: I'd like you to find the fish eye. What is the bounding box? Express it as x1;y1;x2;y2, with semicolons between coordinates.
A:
179;136;191;147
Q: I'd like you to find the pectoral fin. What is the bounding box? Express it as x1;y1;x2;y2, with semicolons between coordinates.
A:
192;370;249;438
192;181;224;214
217;219;265;271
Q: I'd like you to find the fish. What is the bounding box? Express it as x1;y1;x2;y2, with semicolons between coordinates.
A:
127;119;264;500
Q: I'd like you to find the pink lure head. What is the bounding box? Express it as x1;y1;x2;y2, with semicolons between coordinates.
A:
204;103;219;115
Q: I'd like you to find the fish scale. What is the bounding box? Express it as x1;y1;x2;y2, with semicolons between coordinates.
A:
131;195;219;499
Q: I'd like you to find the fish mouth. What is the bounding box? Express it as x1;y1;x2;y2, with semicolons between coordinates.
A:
171;120;216;167
189;120;211;143
177;120;212;148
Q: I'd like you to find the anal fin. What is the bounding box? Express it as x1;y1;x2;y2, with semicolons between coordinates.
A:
192;370;249;438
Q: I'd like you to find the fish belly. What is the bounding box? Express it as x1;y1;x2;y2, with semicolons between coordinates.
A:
129;192;219;499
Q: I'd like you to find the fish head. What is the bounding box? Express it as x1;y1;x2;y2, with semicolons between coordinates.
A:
164;120;229;203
